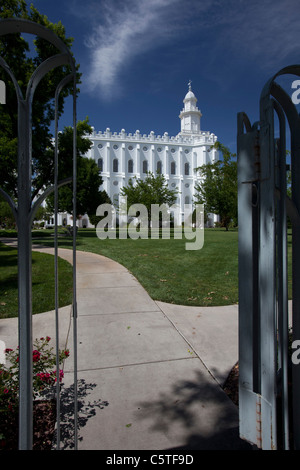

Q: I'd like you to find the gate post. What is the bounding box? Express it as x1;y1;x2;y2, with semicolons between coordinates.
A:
237;113;268;447
17;97;34;449
238;65;300;450
257;107;277;450
238;110;277;449
0;18;77;450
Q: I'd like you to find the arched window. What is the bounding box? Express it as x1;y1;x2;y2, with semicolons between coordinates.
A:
128;159;133;173
113;158;118;172
184;162;190;175
171;161;176;175
143;160;148;174
97;158;103;172
185;195;190;205
157;160;162;174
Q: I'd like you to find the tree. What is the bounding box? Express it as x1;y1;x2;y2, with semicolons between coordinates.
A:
120;172;179;225
0;195;16;228
46;119;110;222
0;0;81;201
194;142;237;231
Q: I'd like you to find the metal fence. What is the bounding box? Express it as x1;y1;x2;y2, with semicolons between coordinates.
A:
0;18;78;450
3;18;300;453
238;65;300;450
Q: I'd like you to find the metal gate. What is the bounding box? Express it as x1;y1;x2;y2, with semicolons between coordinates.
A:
0;18;78;450
238;65;300;449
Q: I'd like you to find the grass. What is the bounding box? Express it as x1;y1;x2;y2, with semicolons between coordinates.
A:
26;227;240;307
0;226;292;317
0;242;73;319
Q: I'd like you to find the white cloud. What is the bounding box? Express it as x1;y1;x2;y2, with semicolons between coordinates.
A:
82;0;185;99
75;0;300;99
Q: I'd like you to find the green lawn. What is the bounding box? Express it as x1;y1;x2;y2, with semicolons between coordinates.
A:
0;242;73;319
0;227;292;317
32;227;240;307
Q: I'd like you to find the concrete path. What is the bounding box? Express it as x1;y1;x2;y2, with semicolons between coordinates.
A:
0;241;251;450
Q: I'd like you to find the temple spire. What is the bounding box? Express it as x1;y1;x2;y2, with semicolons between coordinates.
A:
178;81;202;136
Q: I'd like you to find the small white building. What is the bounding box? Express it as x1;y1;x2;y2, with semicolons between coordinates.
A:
83;82;218;227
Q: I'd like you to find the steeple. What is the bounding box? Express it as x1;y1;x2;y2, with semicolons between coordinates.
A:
179;81;202;136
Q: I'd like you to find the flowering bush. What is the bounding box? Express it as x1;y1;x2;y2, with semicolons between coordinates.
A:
0;336;69;416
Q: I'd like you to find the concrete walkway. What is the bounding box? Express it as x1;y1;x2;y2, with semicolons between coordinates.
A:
0;241;251;450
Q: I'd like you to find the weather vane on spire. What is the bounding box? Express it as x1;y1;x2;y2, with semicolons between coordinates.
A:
188;79;192;91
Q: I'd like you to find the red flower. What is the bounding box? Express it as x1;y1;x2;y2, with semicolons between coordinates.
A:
32;350;41;362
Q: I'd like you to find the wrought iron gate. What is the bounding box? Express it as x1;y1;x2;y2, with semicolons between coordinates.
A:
0;18;78;450
238;65;300;450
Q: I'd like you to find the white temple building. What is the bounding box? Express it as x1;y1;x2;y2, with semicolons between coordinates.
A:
53;82;218;228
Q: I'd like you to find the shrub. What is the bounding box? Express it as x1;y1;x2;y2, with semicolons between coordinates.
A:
0;336;69;416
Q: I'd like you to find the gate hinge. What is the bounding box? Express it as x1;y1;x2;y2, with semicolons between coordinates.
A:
256;397;262;448
254;132;261;179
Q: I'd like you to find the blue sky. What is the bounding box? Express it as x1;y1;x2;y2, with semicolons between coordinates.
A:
24;0;300;154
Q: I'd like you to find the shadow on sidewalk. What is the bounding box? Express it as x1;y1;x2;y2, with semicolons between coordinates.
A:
54;379;109;450
136;369;253;450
